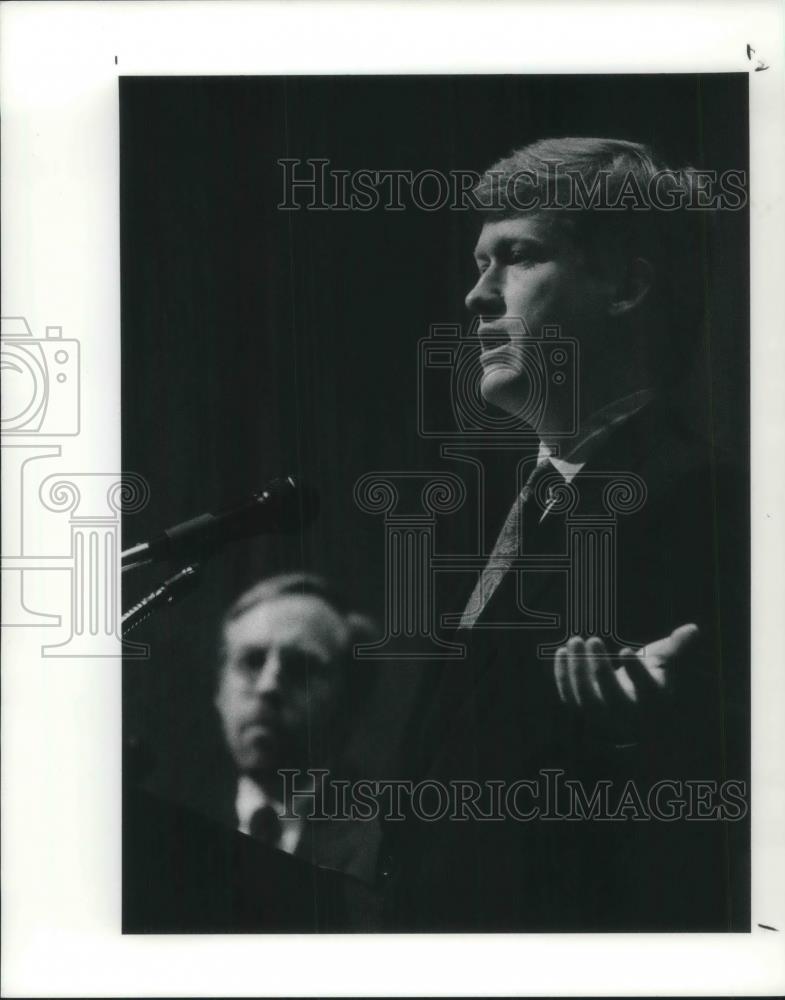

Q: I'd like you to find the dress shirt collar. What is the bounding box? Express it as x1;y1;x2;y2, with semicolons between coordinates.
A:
538;389;655;483
235;774;306;855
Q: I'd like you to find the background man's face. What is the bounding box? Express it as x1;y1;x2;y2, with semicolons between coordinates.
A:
215;594;349;778
465;213;609;423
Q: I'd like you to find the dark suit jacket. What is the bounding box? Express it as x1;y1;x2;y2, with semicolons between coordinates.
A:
380;400;749;932
123;784;381;933
222;779;383;887
124;757;383;931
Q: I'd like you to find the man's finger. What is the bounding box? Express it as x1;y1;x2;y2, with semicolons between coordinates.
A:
667;622;700;655
554;646;571;705
639;622;700;669
590;638;634;714
582;636;610;705
625;646;667;696
565;636;586;707
614;666;639;703
614;649;642;703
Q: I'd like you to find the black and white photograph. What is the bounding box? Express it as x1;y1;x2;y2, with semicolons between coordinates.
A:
121;73;751;935
2;2;784;997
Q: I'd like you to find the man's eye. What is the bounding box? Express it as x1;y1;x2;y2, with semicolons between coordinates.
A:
475;259;490;275
237;650;267;672
507;250;537;266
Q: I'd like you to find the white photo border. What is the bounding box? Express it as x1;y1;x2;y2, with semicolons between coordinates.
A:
2;1;784;996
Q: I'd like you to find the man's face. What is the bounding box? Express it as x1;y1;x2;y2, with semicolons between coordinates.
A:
465;213;611;424
215;595;349;777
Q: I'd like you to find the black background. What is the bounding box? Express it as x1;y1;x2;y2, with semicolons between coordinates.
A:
121;74;749;821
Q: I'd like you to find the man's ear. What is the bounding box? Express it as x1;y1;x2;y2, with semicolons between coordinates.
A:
607;256;654;318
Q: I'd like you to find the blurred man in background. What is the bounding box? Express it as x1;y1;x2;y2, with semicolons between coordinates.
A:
215;571;380;885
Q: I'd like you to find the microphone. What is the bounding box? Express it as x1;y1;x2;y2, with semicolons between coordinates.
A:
122;476;319;569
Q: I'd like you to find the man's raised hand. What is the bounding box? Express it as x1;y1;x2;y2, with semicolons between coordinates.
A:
553;624;700;743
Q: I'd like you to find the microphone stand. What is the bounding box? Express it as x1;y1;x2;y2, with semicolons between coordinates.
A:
121;541;155;573
122;563;202;636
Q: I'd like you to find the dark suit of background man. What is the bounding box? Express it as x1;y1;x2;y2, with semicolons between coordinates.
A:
381;138;749;931
215;572;380;886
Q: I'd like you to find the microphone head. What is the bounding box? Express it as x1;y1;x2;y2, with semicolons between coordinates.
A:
255;476;320;534
153;476;321;563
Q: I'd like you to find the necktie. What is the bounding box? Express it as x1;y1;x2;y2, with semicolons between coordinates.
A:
520;456;557;506
459;458;557;628
248;802;282;848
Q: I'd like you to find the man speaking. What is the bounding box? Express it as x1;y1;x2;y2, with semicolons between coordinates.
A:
380;138;749;931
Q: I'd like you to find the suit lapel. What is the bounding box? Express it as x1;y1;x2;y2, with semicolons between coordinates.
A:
464;400;684;630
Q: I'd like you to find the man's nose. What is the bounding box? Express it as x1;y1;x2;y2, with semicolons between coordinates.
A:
465;267;504;316
253;652;283;700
